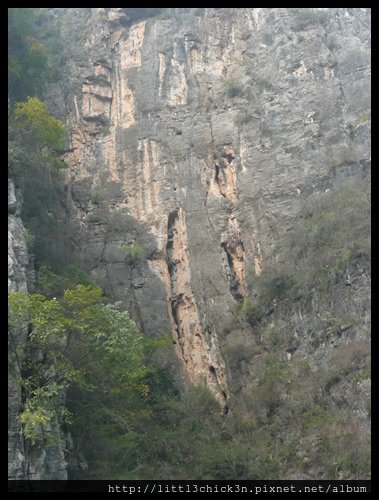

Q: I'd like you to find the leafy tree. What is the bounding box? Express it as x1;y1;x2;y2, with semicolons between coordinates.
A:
8;8;50;102
13;97;66;152
34;264;93;298
8;7;69;272
120;243;146;263
8;98;67;267
8;282;148;447
8;8;67;269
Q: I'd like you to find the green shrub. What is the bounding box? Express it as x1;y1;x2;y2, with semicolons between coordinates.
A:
25;229;36;248
247;355;291;419
91;187;108;205
328;145;358;173
35;264;93;297
63;264;93;286
18;383;71;445
120;243;145;263
222;340;256;368
239;185;368;348
237;299;264;326
224;78;243;98
203;441;250;479
264;325;299;352
258;269;295;305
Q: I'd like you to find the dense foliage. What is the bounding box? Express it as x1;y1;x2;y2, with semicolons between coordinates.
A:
8;8;62;102
8;8;68;267
9;266;224;479
13;98;66;151
8;96;67;267
9;8;47;102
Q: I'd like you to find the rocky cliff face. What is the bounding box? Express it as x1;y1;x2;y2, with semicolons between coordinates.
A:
9;7;370;478
45;7;370;409
8;180;68;480
8;180;29;479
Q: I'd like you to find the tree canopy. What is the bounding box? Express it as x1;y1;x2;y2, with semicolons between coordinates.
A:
13;97;66;151
9;269;149;447
8;8;50;102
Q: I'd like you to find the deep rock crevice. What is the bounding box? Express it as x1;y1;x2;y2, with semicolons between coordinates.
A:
165;209;228;408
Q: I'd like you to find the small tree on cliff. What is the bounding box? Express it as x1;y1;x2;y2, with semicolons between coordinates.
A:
8;280;148;446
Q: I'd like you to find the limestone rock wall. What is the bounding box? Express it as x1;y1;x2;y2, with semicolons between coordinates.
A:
44;8;370;406
8;180;29;480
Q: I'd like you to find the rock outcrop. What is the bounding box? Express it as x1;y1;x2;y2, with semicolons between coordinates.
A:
8;180;68;480
9;8;370;478
8;179;29;480
44;8;370;409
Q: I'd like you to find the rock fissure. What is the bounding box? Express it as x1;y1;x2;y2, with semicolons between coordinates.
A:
165;209;228;408
221;214;247;300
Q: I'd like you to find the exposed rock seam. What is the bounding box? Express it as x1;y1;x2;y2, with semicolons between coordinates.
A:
165;209;228;409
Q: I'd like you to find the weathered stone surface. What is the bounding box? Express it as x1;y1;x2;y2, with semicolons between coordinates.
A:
8;180;29;480
44;9;370;412
8;180;68;480
9;10;367;479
